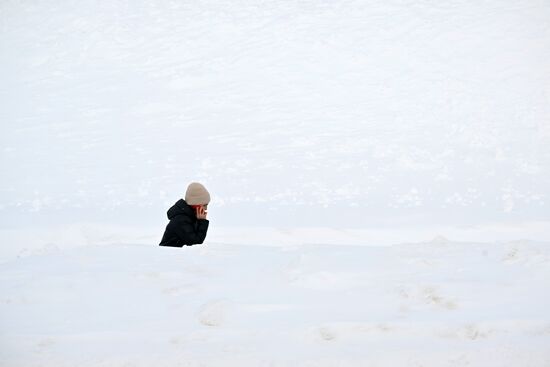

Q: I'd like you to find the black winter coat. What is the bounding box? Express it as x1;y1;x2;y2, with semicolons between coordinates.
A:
159;199;209;247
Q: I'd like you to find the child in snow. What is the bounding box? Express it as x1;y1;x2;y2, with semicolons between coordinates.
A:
159;182;210;247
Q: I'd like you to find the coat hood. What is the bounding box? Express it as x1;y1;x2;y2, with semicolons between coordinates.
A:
167;199;194;220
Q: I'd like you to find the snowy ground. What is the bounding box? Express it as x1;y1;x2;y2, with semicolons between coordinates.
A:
1;0;550;366
1;0;549;228
1;239;550;366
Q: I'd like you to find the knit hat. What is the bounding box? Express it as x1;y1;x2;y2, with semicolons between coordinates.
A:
185;182;211;205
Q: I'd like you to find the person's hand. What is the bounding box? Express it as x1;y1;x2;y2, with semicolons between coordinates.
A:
196;206;207;220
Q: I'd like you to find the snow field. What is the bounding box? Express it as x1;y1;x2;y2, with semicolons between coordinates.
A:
1;0;550;365
1;239;549;366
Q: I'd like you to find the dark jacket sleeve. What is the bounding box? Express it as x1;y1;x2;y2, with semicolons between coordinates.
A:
174;218;209;246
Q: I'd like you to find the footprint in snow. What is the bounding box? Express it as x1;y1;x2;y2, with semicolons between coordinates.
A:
319;327;337;341
197;299;232;327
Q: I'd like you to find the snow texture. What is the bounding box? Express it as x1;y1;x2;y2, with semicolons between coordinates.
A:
1;241;550;366
1;0;549;229
1;0;550;366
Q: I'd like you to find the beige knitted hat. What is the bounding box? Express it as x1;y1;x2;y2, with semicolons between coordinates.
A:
185;182;211;205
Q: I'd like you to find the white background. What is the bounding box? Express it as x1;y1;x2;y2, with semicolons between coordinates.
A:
1;1;549;366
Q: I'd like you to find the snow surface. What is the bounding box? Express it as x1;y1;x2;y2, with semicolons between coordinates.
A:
1;0;550;365
2;240;550;366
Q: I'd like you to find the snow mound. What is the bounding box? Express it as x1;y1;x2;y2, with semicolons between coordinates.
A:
1;241;549;366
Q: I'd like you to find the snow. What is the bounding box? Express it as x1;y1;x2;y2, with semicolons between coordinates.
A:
2;241;550;366
1;0;550;365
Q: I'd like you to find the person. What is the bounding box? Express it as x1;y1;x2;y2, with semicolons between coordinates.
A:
159;182;210;247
